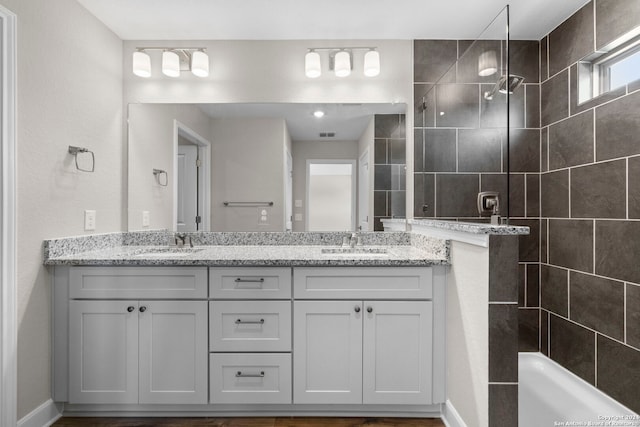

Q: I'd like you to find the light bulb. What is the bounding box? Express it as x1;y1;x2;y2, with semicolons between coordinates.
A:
305;51;321;78
313;110;325;118
334;51;351;77
162;50;180;77
132;50;151;78
191;50;209;77
363;50;380;77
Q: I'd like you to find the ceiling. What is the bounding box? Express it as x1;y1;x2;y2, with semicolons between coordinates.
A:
196;103;406;141
77;0;590;41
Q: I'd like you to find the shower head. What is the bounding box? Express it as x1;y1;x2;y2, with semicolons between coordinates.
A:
483;74;525;100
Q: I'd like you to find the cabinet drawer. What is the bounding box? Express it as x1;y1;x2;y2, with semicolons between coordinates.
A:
210;353;292;404
209;267;291;299
210;301;291;352
294;267;432;300
69;266;207;299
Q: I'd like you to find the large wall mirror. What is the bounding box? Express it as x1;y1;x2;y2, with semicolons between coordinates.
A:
127;103;406;232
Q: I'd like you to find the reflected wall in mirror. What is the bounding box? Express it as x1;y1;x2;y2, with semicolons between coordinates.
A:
127;103;406;232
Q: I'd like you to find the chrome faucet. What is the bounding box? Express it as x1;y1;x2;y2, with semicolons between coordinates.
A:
349;232;360;248
174;233;194;248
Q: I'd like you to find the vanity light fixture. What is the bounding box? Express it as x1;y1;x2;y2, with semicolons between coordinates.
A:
304;46;380;78
131;47;209;78
478;50;498;77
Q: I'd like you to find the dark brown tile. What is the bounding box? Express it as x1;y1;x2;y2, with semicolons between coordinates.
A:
489;384;518;427
627;284;640;349
389;139;406;165
526;174;540;217
375;114;405;139
541;219;548;264
391;165;405;191
571;159;626;218
519;308;540;352
373;216;389;231
548;219;593;272
569;64;626;116
389;191;406;217
374;191;389;217
540;36;549;82
415;129;456;173
570;271;625;340
374;139;387;164
458;129;503;172
414;83;435;127
595;220;640;283
541;264;568;317
629;156;640;218
596;91;640;161
595;0;640;50
541;127;549;172
436;83;480;128
548;2;594;76
548;110;594;170
511;40;540;84
480;82;525;129
550;314;596;385
597;335;640;414
489;236;519;302
510;219;539;262
457;39;503;84
541;170;569;218
489;304;519;382
525;84;540;128
519;264;526;306
510;129;540;172
527;264;540;307
541;69;569;126
481;174;524;218
374;165;391;190
414;40;458;83
413;174;434;217
435;174;479;217
541;309;549;355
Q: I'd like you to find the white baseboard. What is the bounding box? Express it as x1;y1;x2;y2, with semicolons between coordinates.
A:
441;399;468;427
18;399;62;427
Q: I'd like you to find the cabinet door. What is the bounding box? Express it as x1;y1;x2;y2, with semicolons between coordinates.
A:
138;300;208;404
362;301;433;404
293;301;362;404
68;300;139;404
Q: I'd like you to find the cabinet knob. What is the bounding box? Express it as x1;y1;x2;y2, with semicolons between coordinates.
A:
367;306;373;313
127;306;135;313
139;306;147;313
354;306;361;313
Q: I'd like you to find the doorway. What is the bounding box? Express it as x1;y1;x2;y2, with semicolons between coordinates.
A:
306;160;356;232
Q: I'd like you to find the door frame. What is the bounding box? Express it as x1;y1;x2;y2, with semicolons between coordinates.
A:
0;5;17;426
173;121;211;232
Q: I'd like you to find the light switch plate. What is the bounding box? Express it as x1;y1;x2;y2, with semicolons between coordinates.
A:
295;199;303;208
142;211;150;227
84;210;96;231
294;213;303;221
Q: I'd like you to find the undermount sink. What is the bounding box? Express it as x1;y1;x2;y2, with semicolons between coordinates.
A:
134;247;205;258
320;247;389;256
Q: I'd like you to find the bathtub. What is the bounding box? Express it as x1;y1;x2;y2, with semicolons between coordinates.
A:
519;352;638;427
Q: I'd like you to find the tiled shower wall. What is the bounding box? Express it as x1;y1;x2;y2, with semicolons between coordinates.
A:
373;114;406;230
538;0;640;413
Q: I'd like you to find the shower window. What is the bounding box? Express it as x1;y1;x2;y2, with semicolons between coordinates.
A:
578;33;640;103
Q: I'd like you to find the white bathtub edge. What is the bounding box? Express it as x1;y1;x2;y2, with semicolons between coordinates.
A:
441;399;468;427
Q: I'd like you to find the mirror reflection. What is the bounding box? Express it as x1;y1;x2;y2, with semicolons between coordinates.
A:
127;103;406;232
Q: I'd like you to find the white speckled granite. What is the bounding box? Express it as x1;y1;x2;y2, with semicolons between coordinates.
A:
383;218;530;235
43;231;448;267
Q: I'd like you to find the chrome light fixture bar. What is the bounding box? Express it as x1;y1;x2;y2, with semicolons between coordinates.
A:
305;47;380;78
132;47;209;78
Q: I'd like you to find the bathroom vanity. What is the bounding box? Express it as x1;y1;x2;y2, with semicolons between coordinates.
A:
45;232;449;417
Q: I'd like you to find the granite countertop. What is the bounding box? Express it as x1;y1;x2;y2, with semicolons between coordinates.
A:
43;231;450;267
383;218;530;235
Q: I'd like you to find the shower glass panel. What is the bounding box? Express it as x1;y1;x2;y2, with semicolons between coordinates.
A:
414;6;516;222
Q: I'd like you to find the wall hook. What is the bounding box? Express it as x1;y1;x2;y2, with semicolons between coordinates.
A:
68;146;95;172
153;168;168;186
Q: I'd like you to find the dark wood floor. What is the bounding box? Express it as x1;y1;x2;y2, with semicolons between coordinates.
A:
53;417;445;427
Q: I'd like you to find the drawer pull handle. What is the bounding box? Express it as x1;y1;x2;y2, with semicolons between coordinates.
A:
235;318;265;325
234;278;265;283
127;306;135;313
367;306;373;313
236;371;265;378
354;306;361;313
139;306;147;313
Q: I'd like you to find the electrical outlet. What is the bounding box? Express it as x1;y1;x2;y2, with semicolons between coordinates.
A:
258;208;269;225
294;213;303;221
84;210;96;231
295;199;303;208
142;211;150;227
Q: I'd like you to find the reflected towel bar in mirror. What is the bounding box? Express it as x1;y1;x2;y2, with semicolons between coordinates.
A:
223;201;274;207
68;146;95;172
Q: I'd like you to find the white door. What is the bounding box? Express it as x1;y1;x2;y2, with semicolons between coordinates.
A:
362;301;433;404
138;300;208;404
293;301;363;404
358;150;370;231
306;161;356;231
177;144;198;232
285;150;293;231
68;300;139;404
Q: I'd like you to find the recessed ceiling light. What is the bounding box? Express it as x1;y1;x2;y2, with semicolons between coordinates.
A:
313;110;325;118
